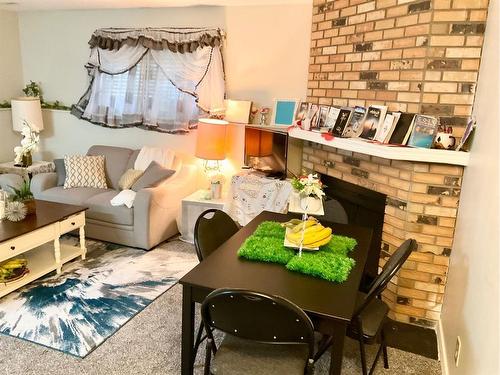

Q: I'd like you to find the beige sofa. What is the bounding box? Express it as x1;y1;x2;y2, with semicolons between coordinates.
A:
30;145;197;250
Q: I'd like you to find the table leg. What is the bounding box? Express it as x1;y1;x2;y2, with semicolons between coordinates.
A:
181;285;195;375
54;237;62;274
329;324;347;375
79;226;86;260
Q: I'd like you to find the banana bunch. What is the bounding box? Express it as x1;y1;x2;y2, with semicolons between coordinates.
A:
0;258;28;282
283;217;332;248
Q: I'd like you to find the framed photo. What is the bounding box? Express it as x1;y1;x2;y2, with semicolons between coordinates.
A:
295;101;309;121
272;99;299;126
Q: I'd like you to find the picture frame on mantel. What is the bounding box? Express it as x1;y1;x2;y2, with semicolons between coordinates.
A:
271;98;298;126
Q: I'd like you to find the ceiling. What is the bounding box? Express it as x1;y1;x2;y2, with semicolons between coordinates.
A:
0;0;311;11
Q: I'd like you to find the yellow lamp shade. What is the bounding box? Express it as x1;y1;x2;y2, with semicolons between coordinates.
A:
195;118;228;161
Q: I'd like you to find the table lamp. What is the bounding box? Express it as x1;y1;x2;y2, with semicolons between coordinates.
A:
11;97;44;167
195;118;228;173
11;97;44;132
195;118;228;199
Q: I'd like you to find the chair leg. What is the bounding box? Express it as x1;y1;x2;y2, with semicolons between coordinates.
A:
381;329;389;369
204;337;213;375
314;334;334;362
358;331;368;375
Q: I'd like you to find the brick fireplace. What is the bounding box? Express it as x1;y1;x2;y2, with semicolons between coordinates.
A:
303;0;489;327
303;143;463;327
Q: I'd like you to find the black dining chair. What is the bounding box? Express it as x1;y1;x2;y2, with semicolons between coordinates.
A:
201;288;316;375
315;238;418;375
192;209;239;366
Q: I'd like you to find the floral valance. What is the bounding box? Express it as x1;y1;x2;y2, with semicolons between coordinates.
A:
88;27;224;53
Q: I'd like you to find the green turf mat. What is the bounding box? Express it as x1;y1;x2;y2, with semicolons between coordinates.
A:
237;221;357;282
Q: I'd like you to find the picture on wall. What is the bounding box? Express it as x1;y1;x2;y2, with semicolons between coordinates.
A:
272;99;299;126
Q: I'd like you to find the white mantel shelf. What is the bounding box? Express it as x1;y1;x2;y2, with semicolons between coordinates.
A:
288;128;470;167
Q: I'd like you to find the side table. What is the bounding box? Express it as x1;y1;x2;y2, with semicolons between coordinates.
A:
180;189;225;243
0;161;54;179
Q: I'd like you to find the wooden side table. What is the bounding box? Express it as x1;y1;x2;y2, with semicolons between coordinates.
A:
180;189;226;243
0;161;54;179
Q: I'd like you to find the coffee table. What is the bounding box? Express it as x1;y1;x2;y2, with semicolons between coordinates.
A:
0;200;87;298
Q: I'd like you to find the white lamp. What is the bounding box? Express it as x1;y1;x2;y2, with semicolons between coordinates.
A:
11;97;44;132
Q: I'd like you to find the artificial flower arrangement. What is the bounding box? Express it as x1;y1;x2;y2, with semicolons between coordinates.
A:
14;121;40;167
291;173;325;199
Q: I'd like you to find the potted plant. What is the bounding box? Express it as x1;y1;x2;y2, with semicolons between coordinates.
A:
9;179;36;215
291;173;325;212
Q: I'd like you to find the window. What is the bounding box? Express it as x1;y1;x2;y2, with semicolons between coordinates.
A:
72;28;225;133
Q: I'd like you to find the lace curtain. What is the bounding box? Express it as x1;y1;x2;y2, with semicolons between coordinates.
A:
72;28;225;133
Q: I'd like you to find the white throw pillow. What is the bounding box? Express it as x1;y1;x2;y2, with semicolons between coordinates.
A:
64;155;107;189
110;190;137;209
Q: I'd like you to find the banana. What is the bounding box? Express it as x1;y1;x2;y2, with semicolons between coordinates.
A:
286;224;325;244
304;234;332;248
291;218;319;233
302;227;332;246
280;219;303;228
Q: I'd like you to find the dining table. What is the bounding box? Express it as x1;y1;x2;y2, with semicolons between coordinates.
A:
179;210;372;375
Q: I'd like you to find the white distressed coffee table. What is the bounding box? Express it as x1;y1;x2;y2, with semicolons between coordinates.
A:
0;200;87;298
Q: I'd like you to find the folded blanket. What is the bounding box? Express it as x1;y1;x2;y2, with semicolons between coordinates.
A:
111;189;137;208
134;146;175;171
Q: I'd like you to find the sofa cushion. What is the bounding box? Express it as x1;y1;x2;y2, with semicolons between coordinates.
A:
53;159;66;186
118;169;144;190
36;186;110;206
131;161;175;191
85;191;134;226
87;145;134;190
64;155;107;189
126;149;140;171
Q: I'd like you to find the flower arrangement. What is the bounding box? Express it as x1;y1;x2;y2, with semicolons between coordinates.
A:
291;173;325;200
14;121;40;166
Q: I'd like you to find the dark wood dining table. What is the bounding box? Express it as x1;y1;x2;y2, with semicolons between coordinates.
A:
179;211;372;375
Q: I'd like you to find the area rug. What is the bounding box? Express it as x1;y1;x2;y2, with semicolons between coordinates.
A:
0;236;198;358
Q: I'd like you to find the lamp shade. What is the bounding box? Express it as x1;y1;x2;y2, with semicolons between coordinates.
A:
245;128;273;157
195;118;228;160
11;97;44;132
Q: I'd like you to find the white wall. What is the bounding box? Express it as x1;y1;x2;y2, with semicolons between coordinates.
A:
0;10;23;162
16;5;312;166
440;0;499;373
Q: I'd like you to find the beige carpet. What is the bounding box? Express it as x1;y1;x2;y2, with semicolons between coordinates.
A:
0;239;441;375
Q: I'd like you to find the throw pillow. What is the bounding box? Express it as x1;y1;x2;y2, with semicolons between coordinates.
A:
64;155;108;189
118;169;144;190
131;161;175;192
53;158;66;186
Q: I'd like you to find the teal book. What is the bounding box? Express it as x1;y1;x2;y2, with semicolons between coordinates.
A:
407;115;438;148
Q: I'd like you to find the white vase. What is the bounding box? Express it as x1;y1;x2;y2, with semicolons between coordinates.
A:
300;196;321;212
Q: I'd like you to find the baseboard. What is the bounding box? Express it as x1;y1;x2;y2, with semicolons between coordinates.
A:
437;319;449;375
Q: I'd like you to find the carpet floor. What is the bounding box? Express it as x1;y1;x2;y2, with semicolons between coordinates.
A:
0;239;442;375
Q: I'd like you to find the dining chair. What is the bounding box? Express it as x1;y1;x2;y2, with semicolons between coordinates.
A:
192;209;239;366
201;288;316;375
315;238;418;375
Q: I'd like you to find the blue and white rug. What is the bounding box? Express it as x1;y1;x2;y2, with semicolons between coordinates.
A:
0;237;198;358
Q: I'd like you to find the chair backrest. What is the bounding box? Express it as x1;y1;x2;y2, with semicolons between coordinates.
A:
194;209;239;262
354;238;418;318
201;288;316;360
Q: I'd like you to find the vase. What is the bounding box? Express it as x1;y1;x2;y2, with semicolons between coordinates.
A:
23;199;36;215
21;152;32;167
300;196;321;212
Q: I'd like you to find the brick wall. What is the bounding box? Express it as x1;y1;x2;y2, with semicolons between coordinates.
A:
303;142;463;327
308;0;489;138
